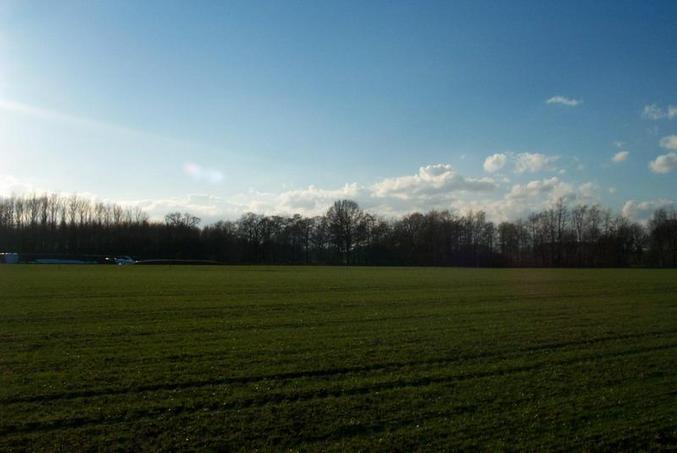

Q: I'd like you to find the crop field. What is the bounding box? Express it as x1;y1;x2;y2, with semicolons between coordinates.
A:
1;266;676;451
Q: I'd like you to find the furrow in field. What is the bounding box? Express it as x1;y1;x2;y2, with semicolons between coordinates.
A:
3;330;675;404
1;343;674;435
296;389;677;450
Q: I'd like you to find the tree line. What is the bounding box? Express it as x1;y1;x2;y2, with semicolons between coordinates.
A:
1;194;676;267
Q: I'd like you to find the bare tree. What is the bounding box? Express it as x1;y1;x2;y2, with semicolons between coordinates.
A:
326;200;366;264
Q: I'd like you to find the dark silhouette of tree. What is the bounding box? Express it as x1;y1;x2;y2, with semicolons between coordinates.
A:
325;200;367;264
165;212;201;228
1;193;676;267
648;208;677;266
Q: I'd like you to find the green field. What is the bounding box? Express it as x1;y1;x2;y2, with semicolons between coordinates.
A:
1;266;676;451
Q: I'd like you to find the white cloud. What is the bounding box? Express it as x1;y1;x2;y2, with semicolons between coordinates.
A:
0;164;498;221
123;195;237;223
546;96;582;107
0;174;38;195
507;177;561;199
234;184;366;218
448;198;527;223
121;164;500;221
578;182;597;199
482;152;560;174
370;164;497;200
622;199;675;223
648;136;677;174
458;178;599;222
506;177;577;204
122;189;365;224
0;164;627;225
483;153;508;173
514;152;559;173
659;135;677;150
612;151;629;163
642;104;677;120
649;152;677;174
505;177;601;211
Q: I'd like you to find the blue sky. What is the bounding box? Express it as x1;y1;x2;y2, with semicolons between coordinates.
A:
1;0;676;222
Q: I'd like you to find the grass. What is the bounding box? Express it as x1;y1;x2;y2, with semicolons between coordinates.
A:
1;265;676;451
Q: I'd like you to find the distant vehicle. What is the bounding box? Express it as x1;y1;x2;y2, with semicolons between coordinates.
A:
114;256;136;265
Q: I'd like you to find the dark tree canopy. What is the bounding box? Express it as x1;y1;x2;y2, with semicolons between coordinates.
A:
1;193;676;267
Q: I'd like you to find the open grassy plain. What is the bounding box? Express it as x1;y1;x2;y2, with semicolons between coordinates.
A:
0;265;676;451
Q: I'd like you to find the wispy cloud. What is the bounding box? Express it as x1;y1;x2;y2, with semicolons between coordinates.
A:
659;135;677;150
514;152;559;173
183;162;224;184
0;98;138;136
0;98;219;153
546;96;582;107
642;103;677;120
